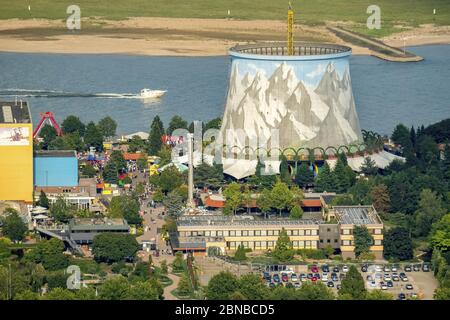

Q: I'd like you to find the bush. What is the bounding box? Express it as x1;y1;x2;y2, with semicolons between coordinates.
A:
297;249;327;260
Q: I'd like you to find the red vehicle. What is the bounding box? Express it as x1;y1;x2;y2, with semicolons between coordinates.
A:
281;273;289;282
311;265;319;273
311;276;318;282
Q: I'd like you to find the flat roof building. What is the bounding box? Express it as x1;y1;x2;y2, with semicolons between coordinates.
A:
34;150;78;187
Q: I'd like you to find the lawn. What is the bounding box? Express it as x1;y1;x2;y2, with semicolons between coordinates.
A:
1;0;449;27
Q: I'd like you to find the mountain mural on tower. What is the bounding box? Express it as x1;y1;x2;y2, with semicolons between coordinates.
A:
219;60;363;151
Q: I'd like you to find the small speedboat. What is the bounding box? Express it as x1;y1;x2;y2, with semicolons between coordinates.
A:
140;88;166;99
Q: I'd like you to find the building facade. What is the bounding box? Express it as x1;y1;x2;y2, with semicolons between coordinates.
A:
34;150;78;187
0;101;33;202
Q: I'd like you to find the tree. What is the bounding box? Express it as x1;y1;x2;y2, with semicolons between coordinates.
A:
49;195;73;223
295;162;314;187
234;245;247;261
2;209;27;242
84;121;103;151
127;281;161;300
127;135;146;153
270;180;293;216
102;161;118;184
237;273;269;300
296;281;335;300
97;116;117;138
108;195;142;225
434;287;450;300
98;276;130;300
370;184;391;214
383;227;414;261
206;271;239;300
365;290;393;300
81;163;97;178
62;132;84;151
360;157;378;175
152;188;164;203
414;189;446;237
279;156;291;184
109;150;127;173
416;134;439;164
162;191;184;218
223;182;243;215
148;116;165;155
392;123;413;154
62;115;85;136
39;124;57;149
160;260;168;274
167;115;188;135
149;165;184;194
26;238;69;271
289;206;303;219
92;233;139;263
171;252;185;273
177;273;192;297
257;188;272;217
273;228;294;262
430;213;450;252
37;190;50;209
353;226;373;258
339;265;366;299
333;155;356;193
314;162;335;192
194;163;223;189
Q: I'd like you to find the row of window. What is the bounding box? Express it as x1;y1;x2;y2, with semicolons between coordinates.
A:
341;239;382;246
341;228;382;235
227;240;318;250
180;228;318;238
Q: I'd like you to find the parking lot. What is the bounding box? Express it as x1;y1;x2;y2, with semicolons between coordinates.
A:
262;263;438;300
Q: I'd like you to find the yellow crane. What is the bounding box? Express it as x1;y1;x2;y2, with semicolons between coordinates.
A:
287;2;294;55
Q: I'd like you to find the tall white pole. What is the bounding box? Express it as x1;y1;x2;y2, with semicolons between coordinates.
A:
187;133;194;208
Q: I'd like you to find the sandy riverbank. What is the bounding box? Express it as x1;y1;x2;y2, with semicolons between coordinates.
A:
0;18;448;56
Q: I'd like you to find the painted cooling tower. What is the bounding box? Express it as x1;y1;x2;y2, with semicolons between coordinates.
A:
220;42;363;153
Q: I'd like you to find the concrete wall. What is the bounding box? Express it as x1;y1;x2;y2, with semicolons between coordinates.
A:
34;156;78;187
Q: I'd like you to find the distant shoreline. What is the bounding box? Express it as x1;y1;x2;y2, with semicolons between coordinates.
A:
0;18;448;57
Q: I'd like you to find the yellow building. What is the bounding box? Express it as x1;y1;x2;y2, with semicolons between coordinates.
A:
0;101;33;202
172;205;384;259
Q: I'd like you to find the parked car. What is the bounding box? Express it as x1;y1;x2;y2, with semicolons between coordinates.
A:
291;273;298;282
293;282;301;289
392;275;400;282
314;273;321;279
281;273;289;282
370;281;377;288
273;274;280;283
366;275;373;281
404;265;412;272
285;282;294;288
268;282;275;288
322;265;330;273
333;266;340;273
342;265;349;273
321;273;329;282
413;265;420;272
384;265;391;272
406;284;414;290
300;273;307;282
311;276;318;282
380;282;388;290
332;273;339;282
375;265;382;272
387;281;394;288
391;265;398;272
422;264;430;272
263;272;271;281
311;265;319;273
336;284;342;290
361;265;368;272
384;273;391;281
398;293;406;300
411;293;418;299
327;281;334;288
307;273;313;279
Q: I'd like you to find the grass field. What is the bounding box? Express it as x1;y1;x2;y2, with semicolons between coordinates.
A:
1;0;449;27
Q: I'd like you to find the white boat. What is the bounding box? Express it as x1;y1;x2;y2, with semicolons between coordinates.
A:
140;88;166;99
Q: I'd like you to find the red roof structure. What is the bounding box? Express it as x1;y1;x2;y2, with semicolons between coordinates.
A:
301;199;322;208
123;153;143;161
204;195;225;208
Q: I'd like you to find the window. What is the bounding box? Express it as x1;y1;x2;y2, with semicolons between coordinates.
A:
334;239;338;243
255;230;261;236
292;230;299;236
261;241;267;248
229;230;236;236
299;241;304;248
311;229;317;236
342;240;350;246
255;241;261;248
305;241;311;248
320;239;324;243
261;230;267;236
249;230;254;236
242;230;248;236
267;230;274;236
374;229;382;235
374;239;382;245
299;230;305;236
236;230;242;236
305;230;311;236
327;228;331;232
327;239;331;243
217;230;223;237
223;231;228;237
205;231;210;237
293;241;298;247
274;230;280;236
210;231;216;237
342;229;351;235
